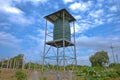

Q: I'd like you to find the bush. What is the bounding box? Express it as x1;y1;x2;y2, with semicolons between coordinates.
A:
116;70;120;76
43;77;48;80
106;71;119;78
15;70;27;80
109;63;120;69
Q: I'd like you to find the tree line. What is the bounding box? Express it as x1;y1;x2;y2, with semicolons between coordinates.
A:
0;50;118;70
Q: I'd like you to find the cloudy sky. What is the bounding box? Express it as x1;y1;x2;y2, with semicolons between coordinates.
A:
0;0;120;65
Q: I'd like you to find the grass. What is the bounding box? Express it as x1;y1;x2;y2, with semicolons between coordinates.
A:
0;67;120;80
0;69;84;80
0;69;16;80
0;69;34;80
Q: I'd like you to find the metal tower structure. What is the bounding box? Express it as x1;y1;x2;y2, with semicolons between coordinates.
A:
110;44;116;63
42;9;77;79
116;54;119;63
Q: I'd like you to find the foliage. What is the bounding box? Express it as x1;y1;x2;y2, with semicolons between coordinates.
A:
106;71;119;78
13;54;24;69
0;54;24;69
75;66;120;80
15;70;27;80
109;63;120;76
24;62;42;70
89;51;109;67
116;70;120;76
0;63;120;80
43;77;48;80
109;63;120;69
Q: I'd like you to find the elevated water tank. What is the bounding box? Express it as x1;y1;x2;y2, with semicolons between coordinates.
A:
53;18;71;41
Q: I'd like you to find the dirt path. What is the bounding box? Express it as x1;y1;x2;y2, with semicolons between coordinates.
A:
27;70;39;80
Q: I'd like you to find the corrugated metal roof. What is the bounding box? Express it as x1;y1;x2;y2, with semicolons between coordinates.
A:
44;9;76;23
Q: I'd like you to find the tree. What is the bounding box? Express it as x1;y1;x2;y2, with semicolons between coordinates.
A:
89;51;109;67
9;54;24;69
0;54;24;69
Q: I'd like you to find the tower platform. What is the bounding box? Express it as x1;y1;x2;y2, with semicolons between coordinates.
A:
46;39;74;48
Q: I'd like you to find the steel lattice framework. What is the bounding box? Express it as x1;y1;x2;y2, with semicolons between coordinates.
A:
41;9;77;80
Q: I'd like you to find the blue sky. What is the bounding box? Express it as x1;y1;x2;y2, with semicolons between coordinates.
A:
0;0;120;65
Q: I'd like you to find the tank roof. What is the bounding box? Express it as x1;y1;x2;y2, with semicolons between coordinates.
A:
44;9;76;23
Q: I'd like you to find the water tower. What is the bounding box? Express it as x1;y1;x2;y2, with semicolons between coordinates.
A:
42;9;77;79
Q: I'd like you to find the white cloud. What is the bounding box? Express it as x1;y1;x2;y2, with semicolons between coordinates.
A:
0;0;23;14
0;0;34;25
63;0;74;4
29;0;48;5
71;23;87;34
8;15;35;26
77;56;90;65
70;10;105;34
23;33;44;62
71;23;85;34
0;32;22;48
110;6;117;12
96;3;103;8
76;35;120;49
76;35;120;64
69;1;119;34
89;9;104;18
116;0;120;11
26;29;45;46
69;1;92;12
107;18;113;23
94;19;104;25
37;29;45;38
114;26;120;32
28;35;43;43
71;21;93;34
2;6;23;14
30;0;48;3
0;23;10;30
12;0;48;4
14;0;48;6
72;9;104;32
69;2;88;11
105;14;117;23
74;15;82;20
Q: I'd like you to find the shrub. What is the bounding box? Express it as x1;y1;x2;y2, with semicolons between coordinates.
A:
109;63;120;70
106;71;119;78
15;70;27;80
43;77;48;80
116;70;120;76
